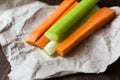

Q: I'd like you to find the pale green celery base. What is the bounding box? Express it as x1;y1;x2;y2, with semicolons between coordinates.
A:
44;41;59;56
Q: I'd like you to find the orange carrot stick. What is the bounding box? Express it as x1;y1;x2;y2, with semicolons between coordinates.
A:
56;7;116;56
35;1;78;49
25;0;77;45
35;35;50;48
59;1;78;20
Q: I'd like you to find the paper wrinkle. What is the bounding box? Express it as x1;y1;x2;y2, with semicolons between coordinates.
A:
8;53;39;80
0;1;120;80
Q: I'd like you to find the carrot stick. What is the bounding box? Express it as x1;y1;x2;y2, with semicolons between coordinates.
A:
35;1;78;49
35;35;50;48
59;1;78;20
56;7;116;56
25;0;77;45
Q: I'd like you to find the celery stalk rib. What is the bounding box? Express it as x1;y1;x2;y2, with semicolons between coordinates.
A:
45;0;99;41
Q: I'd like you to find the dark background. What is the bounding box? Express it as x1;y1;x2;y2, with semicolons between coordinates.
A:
0;0;120;80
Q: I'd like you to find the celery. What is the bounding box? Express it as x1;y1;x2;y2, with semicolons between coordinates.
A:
59;6;100;41
45;0;99;41
44;41;59;56
44;6;99;56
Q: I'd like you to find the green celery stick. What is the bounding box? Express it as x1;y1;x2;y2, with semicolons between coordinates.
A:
45;0;99;41
44;41;59;56
58;5;100;41
44;6;99;56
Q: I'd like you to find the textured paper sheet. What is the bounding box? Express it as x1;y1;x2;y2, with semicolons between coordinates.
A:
0;0;35;14
0;1;120;80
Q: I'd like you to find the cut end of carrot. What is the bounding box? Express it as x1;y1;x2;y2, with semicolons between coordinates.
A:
25;40;36;46
56;46;67;56
35;35;50;49
25;34;37;46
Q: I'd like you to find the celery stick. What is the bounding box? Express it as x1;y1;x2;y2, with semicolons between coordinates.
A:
44;41;59;56
44;6;99;56
45;0;99;41
59;5;100;41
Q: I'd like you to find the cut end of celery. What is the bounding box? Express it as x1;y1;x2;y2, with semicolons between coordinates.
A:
44;41;59;56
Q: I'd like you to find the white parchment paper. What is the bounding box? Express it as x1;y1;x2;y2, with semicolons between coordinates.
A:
0;1;120;80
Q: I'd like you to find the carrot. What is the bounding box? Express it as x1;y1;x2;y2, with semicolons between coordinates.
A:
25;0;77;45
35;1;78;49
56;7;116;56
35;35;50;48
59;1;78;20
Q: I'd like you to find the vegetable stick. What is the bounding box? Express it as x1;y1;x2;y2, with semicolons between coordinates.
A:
44;41;59;56
44;6;99;56
25;0;77;45
58;1;78;20
58;5;100;42
45;0;99;41
35;35;50;48
35;1;79;49
56;7;116;56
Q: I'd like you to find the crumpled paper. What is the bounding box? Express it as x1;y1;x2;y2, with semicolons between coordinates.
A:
0;1;120;80
0;0;36;14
